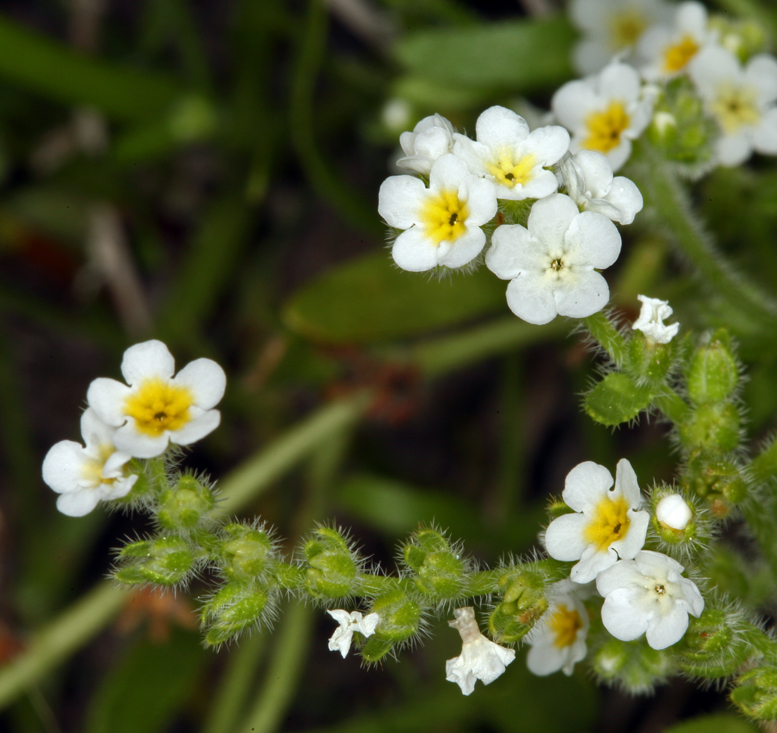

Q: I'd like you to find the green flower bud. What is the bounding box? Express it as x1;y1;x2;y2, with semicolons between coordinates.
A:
591;636;630;681
708;16;766;61
360;635;395;664
678;403;741;453
680;455;747;513
686;331;738;405
627;334;677;387
368;584;422;645
218;523;275;582
115;536;198;586
157;475;215;531
202;582;272;646
488;569;549;644
402;528;466;600
592;637;671;693
677;607;750;678
303;526;359;599
731;666;777;720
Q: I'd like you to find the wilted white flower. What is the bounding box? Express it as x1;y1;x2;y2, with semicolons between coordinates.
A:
446;607;515;695
327;610;380;658
544;459;650;584
632;294;680;343
656;494;693;530
485;193;621;325
42;408;137;516
379;154;497;272
452;106;569;200
597;550;704;649
86;340;227;459
396;114;456;176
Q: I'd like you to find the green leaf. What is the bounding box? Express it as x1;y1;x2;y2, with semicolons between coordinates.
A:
282;251;505;343
663;713;759;733
395;16;575;92
584;372;655;427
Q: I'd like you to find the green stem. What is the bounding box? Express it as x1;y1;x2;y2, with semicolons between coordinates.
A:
653;389;692;425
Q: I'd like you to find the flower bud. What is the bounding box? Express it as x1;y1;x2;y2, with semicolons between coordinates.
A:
677;607;750;678
487;569;550;644
303;526;359;599
686;331;739;406
217;523;276;583
680;455;747;513
591;636;671;693
678;403;741;453
656;494;692;531
731;666;777;720
157;475;215;531
627;333;676;387
361;583;422;662
402;528;466;600
115;536;199;586
202;582;273;646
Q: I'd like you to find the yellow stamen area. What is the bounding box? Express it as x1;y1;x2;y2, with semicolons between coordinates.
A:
711;83;761;134
583;494;631;552
487;150;536;189
609;10;647;49
584;102;630;154
549;604;583;649
81;443;117;486
663;35;699;74
124;378;194;437
420;189;469;245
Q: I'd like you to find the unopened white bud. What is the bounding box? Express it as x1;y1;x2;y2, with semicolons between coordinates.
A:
656;494;692;530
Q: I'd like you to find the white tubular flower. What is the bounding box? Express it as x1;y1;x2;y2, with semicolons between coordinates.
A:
446;607;515;696
597;550;705;649
688;45;777;166
42;408;138;516
557;150;643;225
396;114;456;176
327;610;380;658
525;579;590;677
656;494;693;531
552;61;654;171
452;106;569;200
378;154;498;272
632;294;679;343
638;2;715;80
544;459;650;584
569;0;673;75
86;340;227;459
485;193;621;325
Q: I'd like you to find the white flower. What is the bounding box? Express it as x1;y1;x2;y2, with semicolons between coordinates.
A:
378;154;497;272
557;150;643;224
638;2;716;80
544;459;650;584
42;408;138;516
552;61;654;171
688;45;777;166
596;550;705;649
656;494;693;530
569;0;673;75
327;610;380;658
396;114;456;176
632;294;679;343
452;107;569;200
485;193;621;325
86;340;227;459
445;607;515;696
525;579;590;676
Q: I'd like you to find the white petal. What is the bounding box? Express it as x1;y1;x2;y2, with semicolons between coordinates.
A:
437;228;485;269
526;637;567;676
611;510;650;559
121;340;175;386
634;549;684;577
87;378;132;426
80;407;116;448
553;269;610;318
565;211;622;269
505;274;558;325
571;544;617;583
717;132;752;167
169;409;221;446
544;513;588;561
523;126;570;166
574;150;614;196
357;613;380;637
596;557;644;596
614;458;641;507
600;588;649;640
475;106;529;148
113;420;170;458
752;108;777;155
103;473;138;500
746;54;777;104
563;460;614;511
527;194;579;250
56;489;102;517
174;358;226;410
603;138;633;172
42;441;88;493
552;81;600;132
379;176;426;229
603;176;643;224
392;226;439;272
599;62;642;104
646;604;688;649
518;168;562;200
689;46;740;100
102;450;132;479
486;225;542;280
429;154;470;191
458;176;497;226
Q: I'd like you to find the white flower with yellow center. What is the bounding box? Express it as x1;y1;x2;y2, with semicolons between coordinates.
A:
378;154;497;272
327;610;380;658
688;45;777;166
597;550;705;649
485;193;621;325
544;459;650;584
42;408;138;516
86;340;227;459
638;2;715;80
552;61;654;171
632;294;679;343
569;0;673;74
445;607;515;696
452;106;570;201
557;150;643;225
396;114;456;176
525;579;591;677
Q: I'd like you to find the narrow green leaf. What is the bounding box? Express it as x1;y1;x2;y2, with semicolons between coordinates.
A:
584;372;655;427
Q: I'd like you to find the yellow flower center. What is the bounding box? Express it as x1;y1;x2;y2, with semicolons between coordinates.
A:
583;494;631;552
609;9;647;49
549;604;583;649
486;150;536;189
663;35;699;74
124;378;194;437
81;443;118;486
711;83;761;134
584;102;630;154
420;189;469;245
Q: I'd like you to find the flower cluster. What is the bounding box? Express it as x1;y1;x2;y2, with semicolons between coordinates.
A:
42;340;226;515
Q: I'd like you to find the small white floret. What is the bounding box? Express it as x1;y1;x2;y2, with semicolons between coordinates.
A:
86;340;227;459
656;494;693;530
445;607;515;695
327;610;380;658
544;459;650;583
596;550;704;649
42;408;138;516
396;114;456;176
632;294;679;343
